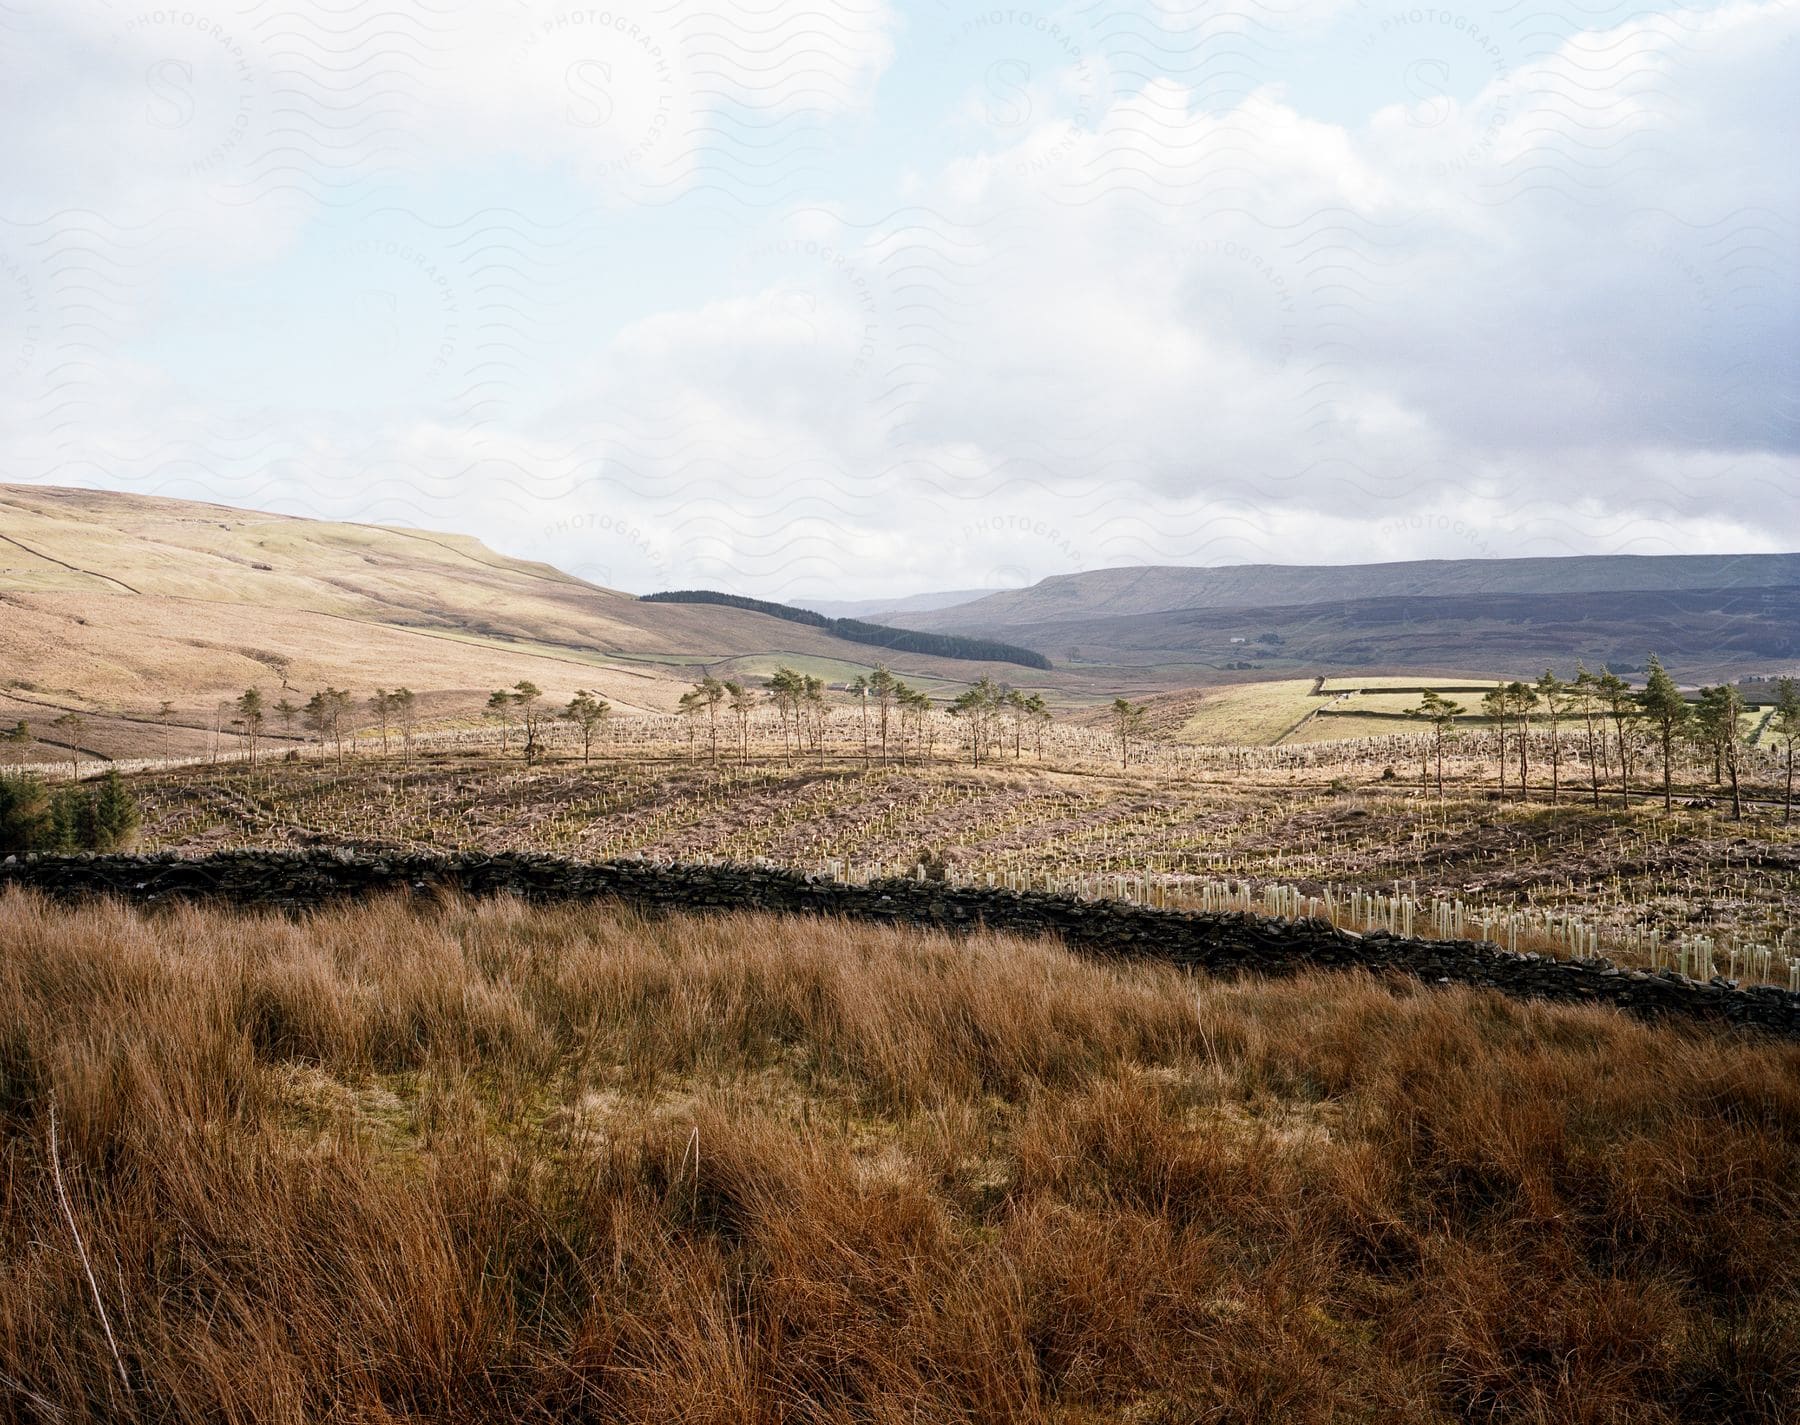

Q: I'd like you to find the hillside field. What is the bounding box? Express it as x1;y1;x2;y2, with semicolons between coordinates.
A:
0;485;1088;765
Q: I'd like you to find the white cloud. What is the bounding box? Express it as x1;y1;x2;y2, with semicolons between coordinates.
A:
0;0;1793;600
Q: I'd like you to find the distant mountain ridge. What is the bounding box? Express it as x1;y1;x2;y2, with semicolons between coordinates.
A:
889;555;1800;633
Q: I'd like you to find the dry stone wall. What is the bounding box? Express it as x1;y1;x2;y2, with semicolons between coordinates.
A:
4;851;1797;1037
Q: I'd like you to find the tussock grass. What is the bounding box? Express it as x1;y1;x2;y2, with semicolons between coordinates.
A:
1;887;1796;1421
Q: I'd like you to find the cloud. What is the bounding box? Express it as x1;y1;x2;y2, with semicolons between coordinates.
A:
0;0;1793;600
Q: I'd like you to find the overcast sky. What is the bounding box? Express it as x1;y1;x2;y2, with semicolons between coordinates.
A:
2;0;1795;599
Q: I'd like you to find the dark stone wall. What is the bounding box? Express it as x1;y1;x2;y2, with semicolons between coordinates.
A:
4;851;1796;1038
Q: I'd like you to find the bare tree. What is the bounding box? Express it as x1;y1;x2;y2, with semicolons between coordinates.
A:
393;688;418;762
50;712;85;780
850;675;870;764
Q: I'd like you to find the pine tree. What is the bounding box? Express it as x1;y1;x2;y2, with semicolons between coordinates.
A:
89;769;139;850
725;681;755;765
764;668;803;763
1410;691;1464;798
367;689;393;757
1568;668;1604;807
1534;670;1567;804
512;682;545;765
0;772;53;853
1507;680;1538;794
236;688;266;768
1025;693;1050;759
486;689;517;756
869;666;898;764
564;690;609;764
850;675;871;764
1480;686;1509;799
1597;672;1637;808
1695;684;1747;819
1636;655;1689;811
1773;677;1799;825
1110;697;1148;771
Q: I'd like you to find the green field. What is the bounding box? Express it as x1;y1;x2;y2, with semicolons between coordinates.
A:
1172;680;1323;745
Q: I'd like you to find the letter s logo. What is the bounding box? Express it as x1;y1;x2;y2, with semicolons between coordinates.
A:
1403;58;1452;128
145;59;195;130
566;59;614;129
983;58;1032;128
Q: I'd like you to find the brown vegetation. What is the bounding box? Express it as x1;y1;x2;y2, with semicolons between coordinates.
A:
1;890;1795;1421
130;753;1800;965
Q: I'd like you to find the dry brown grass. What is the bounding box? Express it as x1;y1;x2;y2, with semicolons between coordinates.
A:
1;889;1796;1422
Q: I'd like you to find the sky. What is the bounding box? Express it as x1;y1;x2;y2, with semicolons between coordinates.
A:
1;0;1796;600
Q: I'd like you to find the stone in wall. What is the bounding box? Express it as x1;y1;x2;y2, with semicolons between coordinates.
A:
2;851;1795;1038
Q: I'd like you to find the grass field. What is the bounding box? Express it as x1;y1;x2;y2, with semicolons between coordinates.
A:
1170;679;1324;745
2;890;1794;1420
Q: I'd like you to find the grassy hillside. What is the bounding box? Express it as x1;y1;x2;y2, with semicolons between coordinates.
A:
0;485;1063;760
3;890;1793;1420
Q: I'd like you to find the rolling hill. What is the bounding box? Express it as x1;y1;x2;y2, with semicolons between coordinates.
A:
888;556;1800;632
0;485;1054;762
887;556;1800;682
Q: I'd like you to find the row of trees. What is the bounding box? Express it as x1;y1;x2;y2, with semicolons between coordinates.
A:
943;677;1052;766
1411;662;1800;821
665;668;1059;770
486;683;613;766
676;667;939;767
